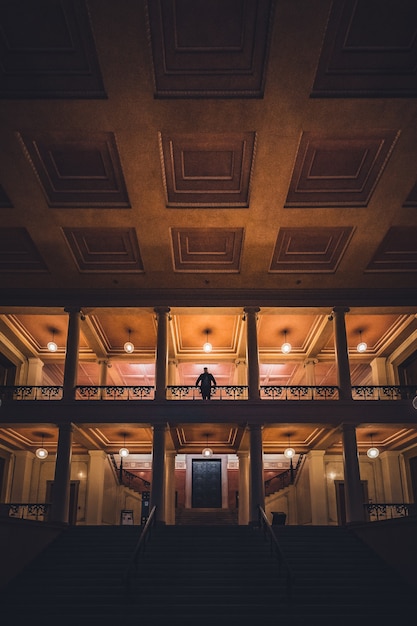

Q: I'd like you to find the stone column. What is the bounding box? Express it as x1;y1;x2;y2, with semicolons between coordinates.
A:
237;451;250;525
154;307;170;401
63;308;82;400
248;424;264;524
10;451;35;502
86;450;107;525
304;358;318;386
26;358;44;386
308;450;328;525
98;359;110;398
150;424;167;523
332;307;352;401
168;359;179;385
233;359;247;386
342;423;365;523
165;451;176;525
244;307;260;400
379;451;404;502
49;422;73;524
370;357;388;386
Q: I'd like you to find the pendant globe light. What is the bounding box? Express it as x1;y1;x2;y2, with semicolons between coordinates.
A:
356;330;367;353
367;433;379;459
36;433;48;459
203;329;212;353
119;433;129;458
284;434;295;459
281;330;292;354
202;433;213;458
47;330;58;352
124;329;134;354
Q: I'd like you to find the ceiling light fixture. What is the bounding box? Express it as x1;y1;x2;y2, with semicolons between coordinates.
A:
281;329;292;354
356;330;367;353
202;433;213;458
284;434;295;459
124;329;134;354
203;329;212;353
119;433;129;458
47;330;58;353
367;433;379;459
35;433;48;459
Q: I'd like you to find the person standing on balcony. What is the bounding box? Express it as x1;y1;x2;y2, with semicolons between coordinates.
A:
196;367;216;400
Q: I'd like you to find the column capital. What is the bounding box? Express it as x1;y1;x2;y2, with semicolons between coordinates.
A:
154;306;171;316
64;306;82;314
303;358;318;367
243;306;260;317
332;306;350;315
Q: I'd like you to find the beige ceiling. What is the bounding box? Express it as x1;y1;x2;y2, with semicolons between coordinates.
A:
0;0;417;458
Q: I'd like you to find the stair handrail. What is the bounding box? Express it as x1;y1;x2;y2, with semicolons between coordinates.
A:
258;505;293;599
264;453;304;495
123;504;157;594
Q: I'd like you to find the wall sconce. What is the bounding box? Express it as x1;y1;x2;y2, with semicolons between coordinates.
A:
203;329;212;353
367;433;379;459
47;330;58;353
124;329;134;354
36;433;48;459
119;433;129;458
356;330;367;353
202;433;213;458
281;330;292;354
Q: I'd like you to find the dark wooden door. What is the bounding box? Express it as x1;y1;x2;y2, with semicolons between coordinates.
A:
192;459;222;508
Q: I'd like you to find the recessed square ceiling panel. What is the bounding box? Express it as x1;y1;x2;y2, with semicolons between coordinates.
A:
269;227;354;273
284;131;399;207
62;227;144;273
19;132;130;208
365;227;417;272
160;132;256;207
146;0;274;97
312;0;417;97
0;0;106;99
0;227;48;272
171;227;243;272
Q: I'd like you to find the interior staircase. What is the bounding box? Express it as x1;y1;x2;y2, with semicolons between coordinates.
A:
0;522;416;625
175;507;238;525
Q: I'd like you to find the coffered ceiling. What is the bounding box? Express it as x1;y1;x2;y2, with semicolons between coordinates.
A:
1;0;417;458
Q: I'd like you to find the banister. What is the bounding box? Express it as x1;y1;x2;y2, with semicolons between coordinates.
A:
258;505;293;600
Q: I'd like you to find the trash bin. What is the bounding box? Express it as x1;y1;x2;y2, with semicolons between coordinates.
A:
271;511;286;525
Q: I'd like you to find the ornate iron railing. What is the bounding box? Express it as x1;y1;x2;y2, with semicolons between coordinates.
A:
1;384;416;403
166;385;248;400
0;386;63;400
364;502;416;521
352;385;417;400
261;385;339;400
76;385;154;400
0;502;50;521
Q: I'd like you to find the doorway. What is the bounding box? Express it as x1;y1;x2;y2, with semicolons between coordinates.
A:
46;480;79;525
192;459;222;508
335;480;368;525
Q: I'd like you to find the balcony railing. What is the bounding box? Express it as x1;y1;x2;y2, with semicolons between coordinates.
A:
0;502;50;521
167;385;247;400
0;385;416;402
260;385;339;400
364;502;416;521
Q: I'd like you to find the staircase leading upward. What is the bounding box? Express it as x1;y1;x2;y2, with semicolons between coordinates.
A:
175;507;238;525
1;523;416;625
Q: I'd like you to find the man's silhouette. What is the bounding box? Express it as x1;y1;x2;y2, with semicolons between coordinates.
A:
195;367;216;400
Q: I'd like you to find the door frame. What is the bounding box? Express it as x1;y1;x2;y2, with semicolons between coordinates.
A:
185;454;228;509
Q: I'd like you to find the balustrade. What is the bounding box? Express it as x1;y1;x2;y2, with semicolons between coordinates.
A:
364;502;416;521
0;502;50;521
0;385;416;402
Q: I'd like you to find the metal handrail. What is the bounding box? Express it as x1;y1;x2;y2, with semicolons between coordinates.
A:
258;506;293;599
123;504;157;594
